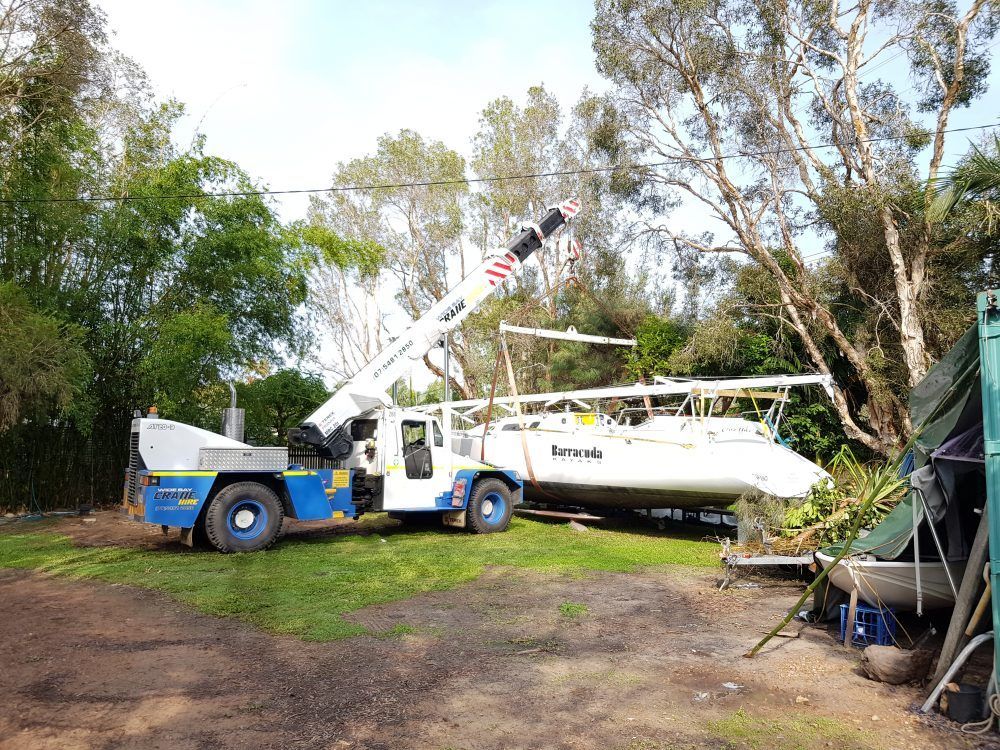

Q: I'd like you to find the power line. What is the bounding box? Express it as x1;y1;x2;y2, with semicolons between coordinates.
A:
2;122;998;206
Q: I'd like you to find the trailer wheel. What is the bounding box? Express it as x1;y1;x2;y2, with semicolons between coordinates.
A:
204;482;284;553
466;478;512;534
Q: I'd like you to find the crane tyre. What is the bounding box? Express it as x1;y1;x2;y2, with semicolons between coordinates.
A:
466;478;512;534
204;481;284;553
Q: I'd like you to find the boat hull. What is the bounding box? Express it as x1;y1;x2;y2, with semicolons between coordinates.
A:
456;415;828;510
523;480;742;508
815;551;965;611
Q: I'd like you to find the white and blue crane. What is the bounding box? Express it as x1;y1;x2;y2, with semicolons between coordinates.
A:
121;199;580;551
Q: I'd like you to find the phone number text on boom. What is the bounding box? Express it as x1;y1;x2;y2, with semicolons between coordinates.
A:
372;339;414;379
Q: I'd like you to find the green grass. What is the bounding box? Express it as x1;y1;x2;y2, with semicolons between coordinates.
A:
0;516;717;641
558;601;588;618
707;708;878;750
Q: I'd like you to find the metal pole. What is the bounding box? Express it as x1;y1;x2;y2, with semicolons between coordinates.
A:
976;291;1000;694
914;487;960;600
914;491;923;616
442;332;450;431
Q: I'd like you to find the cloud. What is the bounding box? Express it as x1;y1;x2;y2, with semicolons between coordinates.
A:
96;0;605;220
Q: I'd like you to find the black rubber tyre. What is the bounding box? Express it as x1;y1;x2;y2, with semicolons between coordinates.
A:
204;481;284;553
466;478;513;534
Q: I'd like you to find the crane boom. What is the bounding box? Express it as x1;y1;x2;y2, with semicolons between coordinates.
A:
289;198;581;458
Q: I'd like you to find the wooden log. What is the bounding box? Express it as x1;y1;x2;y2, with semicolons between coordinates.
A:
928;508;991;689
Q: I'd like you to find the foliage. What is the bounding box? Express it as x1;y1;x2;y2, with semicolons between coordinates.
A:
298;224;384;278
0;0;372;509
0;516;718;641
391;378;445;407
780;395;856;462
140;303;237;428
307;129;469;392
625;316;688;380
782;449;907;547
930;134;1000;230
239;370;329;446
467;85;653;396
0;282;92;431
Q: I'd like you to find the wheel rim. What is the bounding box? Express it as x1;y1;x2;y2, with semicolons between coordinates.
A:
227;499;267;540
481;491;506;525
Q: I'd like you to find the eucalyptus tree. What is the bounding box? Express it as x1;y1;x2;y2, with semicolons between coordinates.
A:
307;130;476;397
469;86;653;393
592;0;996;455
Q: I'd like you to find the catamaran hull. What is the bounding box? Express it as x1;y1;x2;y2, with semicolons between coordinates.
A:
523;481;750;508
455;416;829;510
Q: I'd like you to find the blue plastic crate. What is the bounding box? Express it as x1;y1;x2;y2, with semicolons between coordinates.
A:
839;603;897;647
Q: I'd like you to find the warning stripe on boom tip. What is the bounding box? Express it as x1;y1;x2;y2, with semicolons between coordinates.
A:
560;199;580;219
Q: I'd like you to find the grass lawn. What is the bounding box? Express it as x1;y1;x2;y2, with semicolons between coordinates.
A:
0;516;718;641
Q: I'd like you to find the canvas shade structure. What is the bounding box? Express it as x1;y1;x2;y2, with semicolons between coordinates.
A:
976;291;1000;699
824;323;985;564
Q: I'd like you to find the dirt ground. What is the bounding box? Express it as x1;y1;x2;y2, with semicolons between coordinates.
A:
1;513;995;750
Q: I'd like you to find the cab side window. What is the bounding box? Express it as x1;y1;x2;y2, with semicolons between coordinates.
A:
433;421;444;448
401;420;432;479
350;419;378;441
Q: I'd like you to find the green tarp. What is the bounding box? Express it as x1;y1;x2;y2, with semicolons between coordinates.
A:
824;323;981;560
910;323;982;468
824;494;921;559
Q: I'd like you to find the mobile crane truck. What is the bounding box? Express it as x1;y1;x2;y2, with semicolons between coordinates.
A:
121;199;581;552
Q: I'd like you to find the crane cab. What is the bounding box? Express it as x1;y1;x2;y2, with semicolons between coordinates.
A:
340;407;521;529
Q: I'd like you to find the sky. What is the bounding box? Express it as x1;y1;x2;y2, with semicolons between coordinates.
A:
96;0;605;220
94;1;1000;245
94;0;609;389
94;1;1000;390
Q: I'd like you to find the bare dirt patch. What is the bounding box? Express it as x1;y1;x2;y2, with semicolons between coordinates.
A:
0;514;992;750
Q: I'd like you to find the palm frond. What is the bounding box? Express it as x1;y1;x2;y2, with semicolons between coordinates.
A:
928;135;1000;221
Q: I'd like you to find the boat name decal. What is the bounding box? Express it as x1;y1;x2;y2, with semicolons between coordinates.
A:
551;444;603;462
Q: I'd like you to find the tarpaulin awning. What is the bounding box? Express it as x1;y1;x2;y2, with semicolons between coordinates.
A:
824;323;984;561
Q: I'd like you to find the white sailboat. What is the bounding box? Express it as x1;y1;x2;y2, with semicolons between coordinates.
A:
422;374;834;510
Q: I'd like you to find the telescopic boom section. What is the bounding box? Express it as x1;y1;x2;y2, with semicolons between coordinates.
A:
289;198;581;459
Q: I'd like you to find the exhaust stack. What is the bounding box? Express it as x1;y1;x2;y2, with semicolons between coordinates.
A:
221;382;245;442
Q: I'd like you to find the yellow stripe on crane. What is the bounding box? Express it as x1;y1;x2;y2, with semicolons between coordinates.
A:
151;471;218;477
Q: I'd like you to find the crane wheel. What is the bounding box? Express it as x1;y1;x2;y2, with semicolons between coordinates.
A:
204;482;284;553
466;478;513;534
